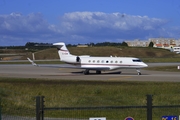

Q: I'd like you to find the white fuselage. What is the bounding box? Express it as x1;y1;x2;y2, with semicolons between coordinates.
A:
61;56;148;70
53;42;148;75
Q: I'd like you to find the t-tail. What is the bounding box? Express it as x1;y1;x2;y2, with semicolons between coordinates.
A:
53;42;77;63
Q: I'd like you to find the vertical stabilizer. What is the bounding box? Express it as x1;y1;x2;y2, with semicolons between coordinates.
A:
53;42;72;61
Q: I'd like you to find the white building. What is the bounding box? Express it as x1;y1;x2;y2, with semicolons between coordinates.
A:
125;38;180;48
125;39;149;47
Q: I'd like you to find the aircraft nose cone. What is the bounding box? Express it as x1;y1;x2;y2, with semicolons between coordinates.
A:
144;63;148;67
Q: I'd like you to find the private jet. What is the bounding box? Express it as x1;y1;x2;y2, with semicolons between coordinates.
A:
52;42;148;75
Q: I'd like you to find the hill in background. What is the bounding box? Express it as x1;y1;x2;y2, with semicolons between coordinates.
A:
25;46;179;60
1;46;180;62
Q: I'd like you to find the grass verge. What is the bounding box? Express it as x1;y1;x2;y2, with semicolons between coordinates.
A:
0;78;180;119
145;65;180;72
142;57;180;63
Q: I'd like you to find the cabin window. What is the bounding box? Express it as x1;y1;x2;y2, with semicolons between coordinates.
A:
88;60;91;63
97;60;100;63
115;61;118;63
120;61;122;63
110;61;113;63
101;60;104;63
93;60;95;63
106;61;109;63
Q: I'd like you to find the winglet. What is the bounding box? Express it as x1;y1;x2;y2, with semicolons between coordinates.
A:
27;58;38;66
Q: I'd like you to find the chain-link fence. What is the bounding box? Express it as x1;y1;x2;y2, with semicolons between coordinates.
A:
36;95;180;120
1;95;180;120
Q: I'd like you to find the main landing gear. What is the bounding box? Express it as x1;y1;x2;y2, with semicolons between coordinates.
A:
83;69;142;75
84;69;89;75
136;69;141;75
96;70;101;74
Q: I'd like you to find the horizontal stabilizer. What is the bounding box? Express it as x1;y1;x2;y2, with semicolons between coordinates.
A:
27;58;38;66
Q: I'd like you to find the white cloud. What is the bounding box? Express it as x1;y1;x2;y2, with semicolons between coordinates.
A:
61;12;166;30
0;12;179;46
59;12;169;39
0;13;59;34
0;12;63;45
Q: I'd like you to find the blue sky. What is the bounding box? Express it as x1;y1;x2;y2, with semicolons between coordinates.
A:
0;0;180;46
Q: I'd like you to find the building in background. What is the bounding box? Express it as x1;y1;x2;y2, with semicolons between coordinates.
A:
125;38;180;49
125;39;149;47
149;38;178;49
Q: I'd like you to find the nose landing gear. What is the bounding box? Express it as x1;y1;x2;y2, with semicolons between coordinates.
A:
136;69;141;75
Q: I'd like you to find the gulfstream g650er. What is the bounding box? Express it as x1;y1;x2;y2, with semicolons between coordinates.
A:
53;42;148;75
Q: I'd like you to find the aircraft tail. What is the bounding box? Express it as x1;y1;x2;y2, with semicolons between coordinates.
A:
53;42;73;61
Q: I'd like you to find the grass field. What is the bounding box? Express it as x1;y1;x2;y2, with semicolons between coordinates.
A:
31;47;180;60
0;78;180;119
1;46;180;62
32;46;180;63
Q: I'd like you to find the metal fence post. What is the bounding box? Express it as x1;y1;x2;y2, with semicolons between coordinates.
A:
36;96;41;120
36;96;45;120
41;96;45;120
0;97;1;120
147;94;153;120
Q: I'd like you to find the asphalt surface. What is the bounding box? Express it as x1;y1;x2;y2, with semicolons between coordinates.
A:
0;63;180;82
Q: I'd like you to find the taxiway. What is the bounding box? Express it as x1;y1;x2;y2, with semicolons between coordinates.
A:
0;63;180;82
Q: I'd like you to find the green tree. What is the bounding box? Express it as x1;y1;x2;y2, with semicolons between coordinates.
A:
25;42;36;47
148;42;154;47
121;41;128;46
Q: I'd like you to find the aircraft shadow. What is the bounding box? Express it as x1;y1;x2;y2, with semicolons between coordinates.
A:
71;71;122;75
71;71;149;75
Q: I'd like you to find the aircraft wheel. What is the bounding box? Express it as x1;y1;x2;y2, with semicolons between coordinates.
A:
96;70;101;74
138;72;141;75
84;70;89;75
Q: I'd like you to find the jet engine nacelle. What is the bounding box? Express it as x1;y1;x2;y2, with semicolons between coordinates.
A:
76;55;90;62
61;55;90;63
61;56;81;63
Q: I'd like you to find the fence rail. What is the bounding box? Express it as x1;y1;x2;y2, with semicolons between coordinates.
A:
44;105;147;110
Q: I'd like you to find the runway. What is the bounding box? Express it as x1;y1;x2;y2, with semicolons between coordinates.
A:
0;63;180;82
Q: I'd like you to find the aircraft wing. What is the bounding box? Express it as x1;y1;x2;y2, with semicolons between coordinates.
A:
27;58;77;68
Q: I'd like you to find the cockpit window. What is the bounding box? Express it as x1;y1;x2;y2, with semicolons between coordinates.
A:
132;59;142;62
